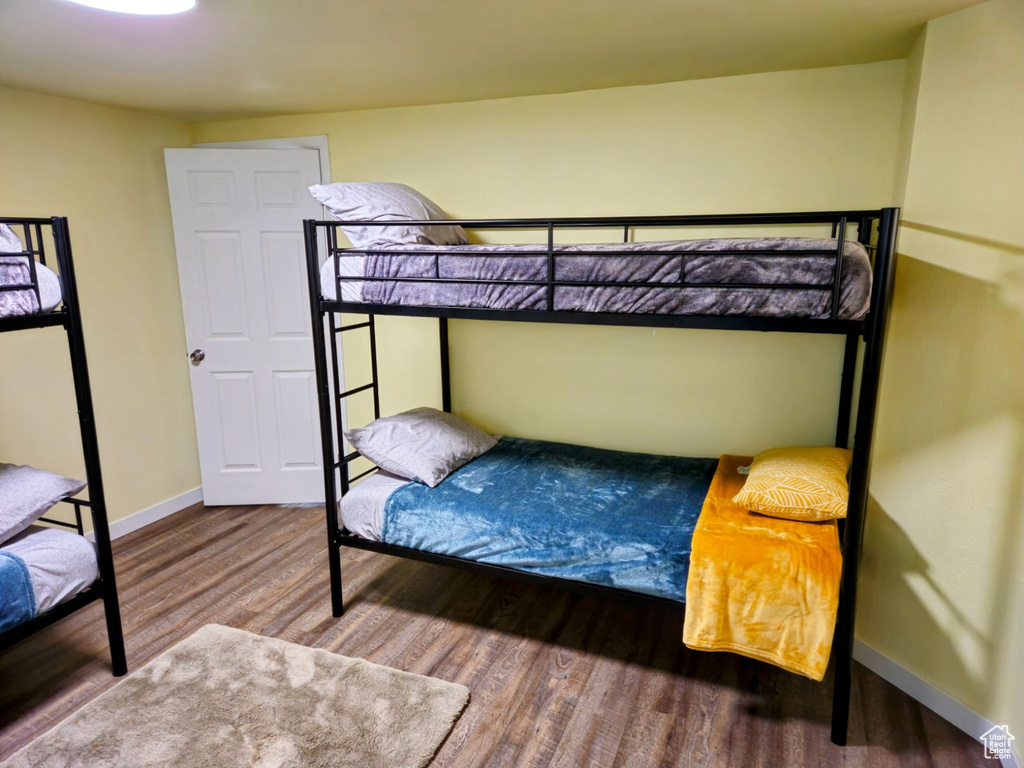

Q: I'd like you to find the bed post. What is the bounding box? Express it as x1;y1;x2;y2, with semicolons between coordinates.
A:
834;216;878;448
831;207;900;745
53;217;127;677
305;220;344;617
835;334;858;447
439;317;451;413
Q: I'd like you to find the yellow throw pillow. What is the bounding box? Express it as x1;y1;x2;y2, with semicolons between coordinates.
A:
732;446;853;522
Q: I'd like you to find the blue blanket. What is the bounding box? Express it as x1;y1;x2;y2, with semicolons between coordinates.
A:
0;550;36;633
382;437;718;602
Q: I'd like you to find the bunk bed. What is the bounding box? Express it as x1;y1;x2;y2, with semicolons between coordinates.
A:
0;216;127;677
302;206;900;746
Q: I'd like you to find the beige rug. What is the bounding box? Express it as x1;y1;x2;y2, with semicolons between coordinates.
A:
3;624;469;768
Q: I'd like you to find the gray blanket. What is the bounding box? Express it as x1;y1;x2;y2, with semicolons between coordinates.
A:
338;237;871;320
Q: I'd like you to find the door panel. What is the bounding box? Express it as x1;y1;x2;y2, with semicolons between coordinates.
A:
197;231;248;338
166;148;325;504
260;232;310;338
272;370;320;469
213;371;261;471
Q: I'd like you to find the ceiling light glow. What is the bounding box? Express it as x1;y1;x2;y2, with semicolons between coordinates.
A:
66;0;196;15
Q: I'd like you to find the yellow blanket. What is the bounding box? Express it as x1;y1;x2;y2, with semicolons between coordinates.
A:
683;455;842;681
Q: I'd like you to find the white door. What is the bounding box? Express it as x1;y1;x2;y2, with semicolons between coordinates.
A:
165;148;325;505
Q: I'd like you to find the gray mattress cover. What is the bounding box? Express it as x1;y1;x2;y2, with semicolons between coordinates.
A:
321;237;872;320
1;525;99;613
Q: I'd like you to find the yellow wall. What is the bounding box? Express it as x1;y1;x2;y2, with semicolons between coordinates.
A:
858;0;1024;742
0;85;200;527
194;60;906;457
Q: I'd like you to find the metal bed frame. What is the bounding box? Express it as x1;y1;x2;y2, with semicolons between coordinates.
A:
303;207;900;745
0;216;127;677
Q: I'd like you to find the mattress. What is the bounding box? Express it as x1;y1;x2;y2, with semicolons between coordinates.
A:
0;526;98;632
341;436;718;602
320;237;872;320
0;255;62;318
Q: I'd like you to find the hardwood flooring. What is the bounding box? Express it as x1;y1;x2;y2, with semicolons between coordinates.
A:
0;502;988;767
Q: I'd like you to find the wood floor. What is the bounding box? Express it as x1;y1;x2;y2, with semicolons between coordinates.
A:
0;502;987;767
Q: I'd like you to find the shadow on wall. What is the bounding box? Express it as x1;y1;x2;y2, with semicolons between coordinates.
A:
860;500;989;709
858;247;1024;722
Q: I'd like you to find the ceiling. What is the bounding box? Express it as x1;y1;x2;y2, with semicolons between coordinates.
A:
0;0;982;121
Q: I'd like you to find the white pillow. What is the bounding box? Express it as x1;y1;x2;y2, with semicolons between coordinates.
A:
344;407;498;488
0;463;86;545
309;182;469;250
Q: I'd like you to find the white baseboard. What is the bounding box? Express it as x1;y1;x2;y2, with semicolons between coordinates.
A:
87;487;203;542
854;640;1020;767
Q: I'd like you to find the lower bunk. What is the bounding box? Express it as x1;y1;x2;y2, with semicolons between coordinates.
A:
343;437;716;603
336;433;843;682
0;457;124;674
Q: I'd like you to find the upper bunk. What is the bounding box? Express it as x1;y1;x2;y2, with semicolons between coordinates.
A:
304;207;900;337
0;216;72;334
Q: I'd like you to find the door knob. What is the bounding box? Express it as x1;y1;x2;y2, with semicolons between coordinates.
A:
190;349;205;366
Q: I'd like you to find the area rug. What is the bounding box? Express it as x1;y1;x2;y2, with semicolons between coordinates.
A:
2;624;469;768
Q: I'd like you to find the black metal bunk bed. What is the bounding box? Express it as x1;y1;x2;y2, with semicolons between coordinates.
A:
303;207;900;746
0;216;127;677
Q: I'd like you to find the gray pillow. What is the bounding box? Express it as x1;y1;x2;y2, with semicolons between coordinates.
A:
0;463;86;545
345;407;497;488
308;182;469;250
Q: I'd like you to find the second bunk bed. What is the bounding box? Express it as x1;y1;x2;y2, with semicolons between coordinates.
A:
0;216;126;677
302;191;899;747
